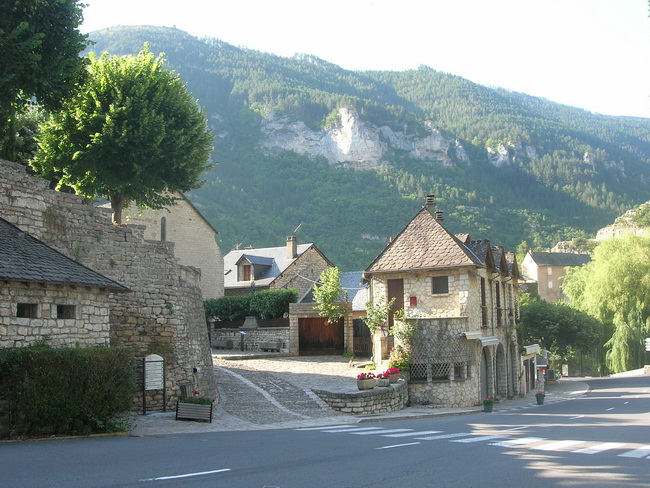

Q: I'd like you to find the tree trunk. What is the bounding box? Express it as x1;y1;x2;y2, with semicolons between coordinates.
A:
110;193;126;225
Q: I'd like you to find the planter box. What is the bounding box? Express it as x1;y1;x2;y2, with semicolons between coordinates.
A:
176;402;213;422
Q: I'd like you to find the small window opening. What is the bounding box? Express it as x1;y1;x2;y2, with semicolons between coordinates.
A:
16;303;38;318
432;276;449;294
57;305;76;319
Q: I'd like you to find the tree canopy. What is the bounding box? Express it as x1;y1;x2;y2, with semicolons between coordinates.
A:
31;47;214;223
313;267;346;324
0;0;89;160
562;235;650;372
517;292;603;366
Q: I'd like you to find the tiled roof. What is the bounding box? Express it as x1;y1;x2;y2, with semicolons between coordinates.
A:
365;208;482;274
0;217;129;291
301;271;368;311
529;252;591;267
224;243;314;289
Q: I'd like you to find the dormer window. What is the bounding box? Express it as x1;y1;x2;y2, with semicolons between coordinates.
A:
240;264;252;281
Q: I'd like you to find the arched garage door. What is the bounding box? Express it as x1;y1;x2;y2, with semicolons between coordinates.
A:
299;317;344;355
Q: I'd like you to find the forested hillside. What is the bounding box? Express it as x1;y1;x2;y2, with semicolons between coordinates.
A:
85;26;650;270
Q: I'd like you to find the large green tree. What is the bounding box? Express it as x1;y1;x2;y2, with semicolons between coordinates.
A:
563;235;650;372
517;292;603;369
0;0;89;160
32;47;214;223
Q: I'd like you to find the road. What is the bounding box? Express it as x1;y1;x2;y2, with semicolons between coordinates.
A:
2;374;649;487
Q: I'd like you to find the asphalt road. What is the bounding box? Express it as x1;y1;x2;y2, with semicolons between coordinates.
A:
2;374;649;488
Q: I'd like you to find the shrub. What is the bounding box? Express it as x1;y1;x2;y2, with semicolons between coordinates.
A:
0;346;136;438
205;289;297;321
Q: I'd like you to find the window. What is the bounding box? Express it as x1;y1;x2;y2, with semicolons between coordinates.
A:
160;216;167;241
547;267;553;276
480;277;488;327
16;303;38;318
432;276;449;294
56;305;76;319
241;264;251;281
453;362;468;380
548;280;554;289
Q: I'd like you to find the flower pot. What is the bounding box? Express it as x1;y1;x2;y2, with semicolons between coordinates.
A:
483;403;494;413
536;395;545;405
388;374;398;384
357;378;376;390
376;378;390;387
176;401;214;422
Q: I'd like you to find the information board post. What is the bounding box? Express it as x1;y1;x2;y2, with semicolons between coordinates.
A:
143;354;166;414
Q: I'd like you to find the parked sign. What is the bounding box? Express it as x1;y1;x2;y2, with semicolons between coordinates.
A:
145;354;165;390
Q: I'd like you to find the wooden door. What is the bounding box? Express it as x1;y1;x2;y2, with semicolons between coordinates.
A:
387;278;404;329
298;317;344;355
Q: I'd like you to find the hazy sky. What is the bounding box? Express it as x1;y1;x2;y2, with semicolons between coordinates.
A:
80;0;650;118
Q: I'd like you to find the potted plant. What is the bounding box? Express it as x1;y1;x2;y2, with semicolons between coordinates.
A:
176;390;214;422
387;347;411;381
376;372;391;387
386;367;401;383
483;395;494;412
535;391;546;405
356;372;376;390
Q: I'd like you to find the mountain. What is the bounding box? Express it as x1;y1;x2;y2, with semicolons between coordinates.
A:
85;26;650;271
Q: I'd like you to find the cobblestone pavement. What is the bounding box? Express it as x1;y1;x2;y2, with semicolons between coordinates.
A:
128;352;592;436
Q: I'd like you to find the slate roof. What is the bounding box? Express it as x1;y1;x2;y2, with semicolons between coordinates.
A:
0;217;129;291
224;242;324;289
529;252;591;267
365;207;482;275
300;271;368;311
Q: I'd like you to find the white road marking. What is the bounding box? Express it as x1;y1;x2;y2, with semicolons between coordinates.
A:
141;469;231;481
383;430;443;438
376;442;420;450
451;435;509;443
324;427;384;433
352;429;413;435
416;432;473;441
573;442;625;454
606;407;615;411
297;425;357;431
619;446;650;458
569;415;584;420
534;440;584;451
489;437;547;447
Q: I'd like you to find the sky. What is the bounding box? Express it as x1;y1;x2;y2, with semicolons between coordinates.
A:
80;0;650;118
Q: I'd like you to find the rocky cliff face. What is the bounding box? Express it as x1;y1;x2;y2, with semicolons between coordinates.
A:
260;108;469;169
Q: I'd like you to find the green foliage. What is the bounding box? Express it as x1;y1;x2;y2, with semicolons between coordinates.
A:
85;27;650;269
0;0;89;159
364;297;396;335
313;267;347;324
563;235;650;372
387;347;411;371
31;46;214;224
205;289;297;321
0;346;136;438
249;289;297;319
517;293;603;366
389;312;421;345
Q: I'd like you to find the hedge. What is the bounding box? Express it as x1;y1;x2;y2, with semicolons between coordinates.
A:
205;289;297;321
0;346;136;439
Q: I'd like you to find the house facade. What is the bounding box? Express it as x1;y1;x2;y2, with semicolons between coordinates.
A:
223;236;331;300
363;195;520;407
0;217;129;348
520;251;591;303
110;192;224;299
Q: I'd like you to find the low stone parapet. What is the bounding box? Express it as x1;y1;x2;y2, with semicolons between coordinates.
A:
313;381;408;415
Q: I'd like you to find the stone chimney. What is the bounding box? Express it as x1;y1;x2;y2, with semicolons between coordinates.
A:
287;235;298;259
425;194;435;212
435;210;444;223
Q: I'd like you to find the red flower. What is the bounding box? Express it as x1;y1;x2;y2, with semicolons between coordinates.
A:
357;372;376;380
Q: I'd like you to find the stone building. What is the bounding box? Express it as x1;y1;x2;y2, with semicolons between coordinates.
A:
520;251;591;303
110;192;224;299
0;159;216;410
0;217;129;348
223;236;331;299
363;195;520;407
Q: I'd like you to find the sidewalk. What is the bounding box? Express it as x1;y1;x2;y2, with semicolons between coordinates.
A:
128;353;591;436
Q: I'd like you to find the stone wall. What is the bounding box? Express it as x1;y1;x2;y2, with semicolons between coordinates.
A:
272;247;330;300
119;194;224;299
313;380;408;414
211;327;290;353
0;160;217;410
0;283;112;348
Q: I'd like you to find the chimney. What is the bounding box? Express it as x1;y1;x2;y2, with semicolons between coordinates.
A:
435;210;444;223
425;194;435;211
287;235;297;259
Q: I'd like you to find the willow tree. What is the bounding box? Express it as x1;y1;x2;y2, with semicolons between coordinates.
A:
31;47;214;224
563;235;650;372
